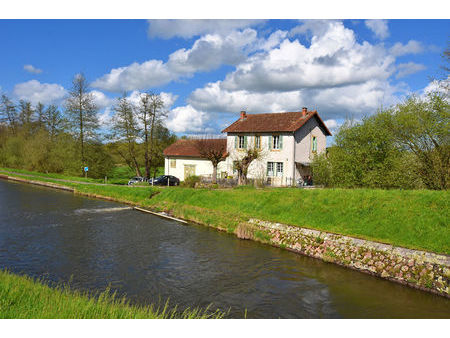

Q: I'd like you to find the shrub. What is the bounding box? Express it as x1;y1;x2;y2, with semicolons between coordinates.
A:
182;175;201;188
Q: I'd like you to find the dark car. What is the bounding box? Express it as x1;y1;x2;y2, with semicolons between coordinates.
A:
149;175;180;186
127;176;146;185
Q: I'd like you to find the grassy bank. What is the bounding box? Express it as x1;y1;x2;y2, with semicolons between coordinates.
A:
0;270;224;319
1;169;449;254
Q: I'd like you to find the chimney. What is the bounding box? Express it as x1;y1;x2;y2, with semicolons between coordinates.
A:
302;107;308;117
240;110;247;120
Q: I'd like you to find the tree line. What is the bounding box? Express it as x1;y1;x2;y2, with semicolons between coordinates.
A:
0;73;176;179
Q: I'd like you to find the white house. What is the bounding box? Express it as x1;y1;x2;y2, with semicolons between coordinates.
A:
164;107;331;185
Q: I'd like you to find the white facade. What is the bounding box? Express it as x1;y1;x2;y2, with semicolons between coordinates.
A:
165;156;227;181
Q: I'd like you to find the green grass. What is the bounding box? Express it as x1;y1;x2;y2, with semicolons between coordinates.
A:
0;270;225;319
1;168;449;254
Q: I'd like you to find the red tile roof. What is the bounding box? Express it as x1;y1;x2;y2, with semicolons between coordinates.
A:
163;138;228;158
222;110;332;135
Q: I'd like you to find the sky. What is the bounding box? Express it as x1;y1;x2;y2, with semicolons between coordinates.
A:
0;19;448;141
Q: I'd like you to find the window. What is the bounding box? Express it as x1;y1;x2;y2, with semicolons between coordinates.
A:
170;159;176;168
267;162;284;177
236;135;247;149
255;135;261;149
267;162;274;177
270;135;282;150
273;135;280;149
276;162;283;177
312;136;317;153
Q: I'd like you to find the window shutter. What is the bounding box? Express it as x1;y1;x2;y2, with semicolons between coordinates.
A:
279;135;283;149
269;136;273;150
235;136;238;149
244;136;248;149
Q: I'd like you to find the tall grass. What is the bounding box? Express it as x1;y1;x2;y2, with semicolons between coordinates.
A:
0;270;225;319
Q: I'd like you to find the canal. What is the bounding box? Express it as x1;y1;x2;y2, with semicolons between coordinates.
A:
0;179;449;318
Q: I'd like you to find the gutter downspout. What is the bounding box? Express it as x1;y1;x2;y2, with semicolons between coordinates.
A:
292;131;296;186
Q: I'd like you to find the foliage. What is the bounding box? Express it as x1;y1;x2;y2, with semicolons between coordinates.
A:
312;91;448;190
182;175;201;188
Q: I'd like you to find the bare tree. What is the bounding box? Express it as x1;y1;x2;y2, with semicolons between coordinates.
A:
65;73;99;171
234;147;262;185
195;137;227;184
138;92;167;179
111;94;142;177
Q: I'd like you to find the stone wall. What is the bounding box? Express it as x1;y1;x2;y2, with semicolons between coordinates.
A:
237;219;450;298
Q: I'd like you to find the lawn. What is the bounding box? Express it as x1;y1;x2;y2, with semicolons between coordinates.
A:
1;168;449;254
0;270;224;319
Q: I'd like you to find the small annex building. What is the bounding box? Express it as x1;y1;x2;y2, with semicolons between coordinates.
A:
163;138;228;181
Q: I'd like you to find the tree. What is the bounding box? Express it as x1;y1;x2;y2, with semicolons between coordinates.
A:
18;100;35;134
195;137;227;184
65;73;99;172
233;147;262;185
43;105;65;141
137;92;167;179
35;102;46;130
0;94;18;134
110;94;142;177
384;92;449;190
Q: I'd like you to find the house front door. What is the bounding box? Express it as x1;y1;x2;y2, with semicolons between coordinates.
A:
184;165;195;179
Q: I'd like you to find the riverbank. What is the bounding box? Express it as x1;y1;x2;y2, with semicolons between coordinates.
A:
0;169;449;297
0;270;224;319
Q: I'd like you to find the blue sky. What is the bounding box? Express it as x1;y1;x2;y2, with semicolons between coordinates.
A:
0;19;448;139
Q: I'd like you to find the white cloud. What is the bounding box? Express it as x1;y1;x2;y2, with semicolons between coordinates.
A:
395;62;426;79
93;29;260;93
92;60;175;92
165;105;213;134
23;64;43;74
365;19;389;40
147;19;264;39
90;90;115;109
389;40;424;57
221;21;395;93
13;80;66;105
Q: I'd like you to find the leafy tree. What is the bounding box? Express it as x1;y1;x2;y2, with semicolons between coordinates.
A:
137;92;167;179
110;95;142;177
65;73;99;172
0;94;18;134
43;105;66;141
18;100;35;134
384;92;449;190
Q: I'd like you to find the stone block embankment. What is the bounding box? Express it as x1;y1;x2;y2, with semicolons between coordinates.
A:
237;219;449;298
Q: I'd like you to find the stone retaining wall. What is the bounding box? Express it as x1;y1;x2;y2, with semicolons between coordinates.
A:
237;219;450;298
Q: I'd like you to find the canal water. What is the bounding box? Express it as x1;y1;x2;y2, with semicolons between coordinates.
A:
0;179;449;318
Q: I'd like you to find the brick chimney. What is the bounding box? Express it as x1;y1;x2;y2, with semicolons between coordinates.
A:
240;110;247;120
301;107;307;117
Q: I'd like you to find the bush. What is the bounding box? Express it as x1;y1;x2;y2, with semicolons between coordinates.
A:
182;175;201;188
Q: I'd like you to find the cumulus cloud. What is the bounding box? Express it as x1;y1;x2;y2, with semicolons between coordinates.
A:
93;29;260;93
13;80;66;105
389;40;424;57
23;64;43;74
395;62;426;79
165;105;213;134
90;90;115;109
221;21;395;93
365;19;389;40
147;19;264;39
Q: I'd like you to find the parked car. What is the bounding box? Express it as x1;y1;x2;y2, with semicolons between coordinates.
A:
127;176;146;185
149;175;180;186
